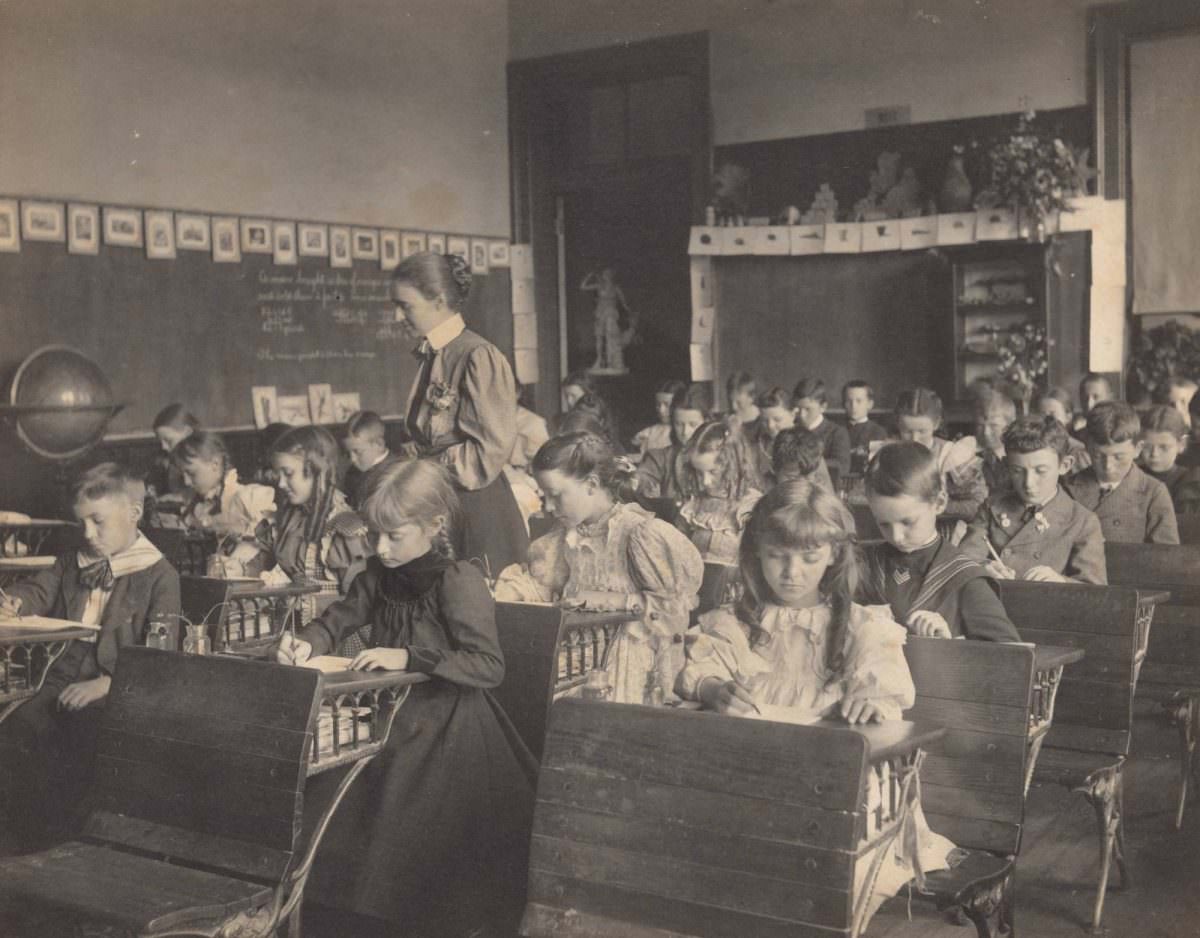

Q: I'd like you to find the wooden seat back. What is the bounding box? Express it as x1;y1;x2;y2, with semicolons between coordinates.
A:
694;561;740;618
144;527;215;577
521;699;937;938
180;574;232;631
493;603;634;760
1178;512;1200;546
998;581;1144;756
1106;542;1200;693
904;638;1035;857
84;647;322;885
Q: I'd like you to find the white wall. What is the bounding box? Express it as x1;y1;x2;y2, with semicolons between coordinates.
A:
0;0;510;235
510;0;1091;143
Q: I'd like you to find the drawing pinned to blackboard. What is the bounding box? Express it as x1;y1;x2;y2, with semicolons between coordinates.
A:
488;241;510;267
333;391;362;423
175;214;210;251
427;233;446;255
277;395;311;427
351;228;379;261
273;221;297;266
380;230;401;271
307;383;335;425
298;223;328;257
446;236;469;260
212;216;241;263
402;232;427;258
145;211;176;260
21;201;65;242
330;227;352;268
470;239;489;275
241;219;272;254
104;207;143;247
0;199;18;252
251;386;279;429
68;204;100;255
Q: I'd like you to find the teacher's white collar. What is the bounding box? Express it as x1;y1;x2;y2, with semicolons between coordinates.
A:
424;314;465;352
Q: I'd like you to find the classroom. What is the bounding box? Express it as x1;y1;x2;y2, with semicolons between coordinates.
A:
1;1;1199;936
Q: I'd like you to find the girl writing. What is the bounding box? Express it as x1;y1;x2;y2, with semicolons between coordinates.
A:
860;441;1020;641
894;387;987;518
276;460;536;937
674;419;762;565
528;431;704;703
632;378;687;459
146;403;199;525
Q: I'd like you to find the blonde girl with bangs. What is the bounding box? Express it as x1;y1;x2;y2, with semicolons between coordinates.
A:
676;480;915;724
276;459;536;936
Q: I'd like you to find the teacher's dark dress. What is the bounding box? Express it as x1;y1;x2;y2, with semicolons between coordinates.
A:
297;554;537;935
404;324;529;575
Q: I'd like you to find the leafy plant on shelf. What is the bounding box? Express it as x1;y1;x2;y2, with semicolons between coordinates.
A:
1130;320;1200;401
984;110;1082;232
995;321;1048;411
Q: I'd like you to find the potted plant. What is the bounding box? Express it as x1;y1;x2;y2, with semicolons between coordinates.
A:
1129;320;1200;403
982;111;1083;242
995;321;1049;413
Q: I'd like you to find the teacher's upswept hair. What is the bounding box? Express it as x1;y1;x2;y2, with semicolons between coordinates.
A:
392;251;472;313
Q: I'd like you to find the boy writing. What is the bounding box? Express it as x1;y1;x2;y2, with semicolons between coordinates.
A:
0;463;181;847
1074;372;1114;437
771;426;835;489
842;380;889;477
961;416;1106;584
341;410;399;510
1065;401;1179;544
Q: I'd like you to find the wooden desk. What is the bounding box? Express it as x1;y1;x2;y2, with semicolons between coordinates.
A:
0;555;55;588
0;519;73;558
0;621;94;723
181;575;321;655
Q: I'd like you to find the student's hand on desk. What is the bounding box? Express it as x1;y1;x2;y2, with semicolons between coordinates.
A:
0;595;23;619
840;695;885;725
906;610;952;639
1023;565;1067;583
699;677;758;715
350;648;409;671
58;675;111;711
275;632;312;666
984;560;1016;580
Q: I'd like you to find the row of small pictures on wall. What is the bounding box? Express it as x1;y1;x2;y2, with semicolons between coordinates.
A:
0;197;511;273
252;384;362;430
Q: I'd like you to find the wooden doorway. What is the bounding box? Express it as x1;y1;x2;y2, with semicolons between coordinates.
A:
509;32;710;438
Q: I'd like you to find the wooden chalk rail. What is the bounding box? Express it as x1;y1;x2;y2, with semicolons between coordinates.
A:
0;648;424;938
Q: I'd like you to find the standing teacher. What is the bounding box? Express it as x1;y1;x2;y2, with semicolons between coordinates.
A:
392;251;529;574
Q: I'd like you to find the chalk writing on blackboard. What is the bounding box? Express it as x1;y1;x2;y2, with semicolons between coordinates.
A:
257;349;379;363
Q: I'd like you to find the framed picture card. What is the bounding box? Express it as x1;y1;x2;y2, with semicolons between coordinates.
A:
145;211;176;259
175;213;211;251
241;218;272;254
103;206;143;247
251;386;279;429
426;233;446;255
67;204;100;255
488;241;511;267
0;199;18;252
273;221;297;265
307;383;335;424
401;232;427;258
332;392;362;423
380;230;401;270
298;223;328;257
211;216;241;262
351;228;379;261
446;236;469;259
277;395;311;427
21;201;65;242
329;226;352;268
470;239;489;274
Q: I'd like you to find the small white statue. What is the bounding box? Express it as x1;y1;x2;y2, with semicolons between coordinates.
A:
582;268;636;373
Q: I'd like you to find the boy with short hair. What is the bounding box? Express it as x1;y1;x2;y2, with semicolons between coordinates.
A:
1164;376;1198;428
1140;404;1200;515
1065;401;1179;544
961;416;1106;584
771;426;834;489
842;380;889;477
341;410;399;510
0;462;181;847
793;377;851;484
1074;372;1114;436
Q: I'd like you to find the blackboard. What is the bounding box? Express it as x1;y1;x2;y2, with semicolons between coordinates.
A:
0;240;512;434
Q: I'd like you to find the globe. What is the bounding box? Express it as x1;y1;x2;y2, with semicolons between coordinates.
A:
2;345;123;460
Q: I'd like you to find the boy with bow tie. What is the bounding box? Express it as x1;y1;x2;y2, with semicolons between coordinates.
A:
0;463;180;848
1065;401;1179;545
961;416;1107;584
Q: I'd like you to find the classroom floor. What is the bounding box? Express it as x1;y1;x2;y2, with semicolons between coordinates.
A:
2;702;1198;937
